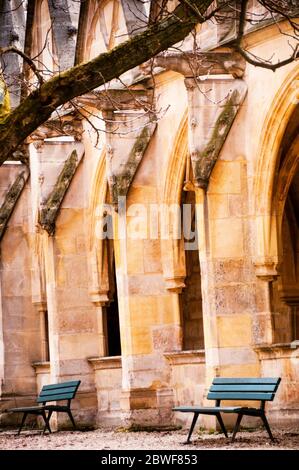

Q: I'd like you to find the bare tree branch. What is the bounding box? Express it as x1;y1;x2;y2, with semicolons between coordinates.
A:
0;46;44;85
0;0;214;165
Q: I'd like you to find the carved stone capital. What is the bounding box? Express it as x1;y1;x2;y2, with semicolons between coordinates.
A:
29;109;83;142
32;139;45;150
254;259;279;281
146;50;246;79
164;276;186;293
32;301;47;313
76;87;154;112
89;289;112;307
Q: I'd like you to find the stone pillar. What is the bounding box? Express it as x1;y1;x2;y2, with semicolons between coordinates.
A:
0;162;40;425
114;202;177;427
253;261;278;345
30;137;99;429
43;229;99;428
35;301;49;362
185;77;259;429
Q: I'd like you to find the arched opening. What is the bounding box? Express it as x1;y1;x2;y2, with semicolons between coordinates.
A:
42;309;50;362
161;110;205;351
104;239;121;356
180;190;204;350
270;106;299;343
88;152;121;357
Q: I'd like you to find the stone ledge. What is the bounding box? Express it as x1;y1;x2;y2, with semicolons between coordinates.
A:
253;342;299;360
32;362;51;374
88;356;122;370
164;349;205;365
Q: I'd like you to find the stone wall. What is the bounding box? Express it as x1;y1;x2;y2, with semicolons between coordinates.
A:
1;4;299;430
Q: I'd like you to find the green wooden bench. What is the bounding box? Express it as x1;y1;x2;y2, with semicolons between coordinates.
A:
9;380;81;435
173;377;281;443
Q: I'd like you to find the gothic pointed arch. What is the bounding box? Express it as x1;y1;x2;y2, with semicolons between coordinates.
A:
161;109;188;292
161;109;204;350
88;148;121;355
254;64;299;276
254;64;299;343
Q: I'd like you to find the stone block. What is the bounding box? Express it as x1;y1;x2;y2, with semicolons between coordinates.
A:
207;194;229;219
214;283;255;315
228;194;244;217
58;308;97;333
210;218;244;258
128;274;166;296
219;363;261;377
143;239;162;273
130;326;153;355
58;334;100;360
126;239;144;274
129;296;159;327
152;325;181;352
127;186;157;205
217;314;252;347
218;347;258;366
208;161;241;194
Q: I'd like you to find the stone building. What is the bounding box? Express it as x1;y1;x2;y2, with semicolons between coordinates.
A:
0;1;298;430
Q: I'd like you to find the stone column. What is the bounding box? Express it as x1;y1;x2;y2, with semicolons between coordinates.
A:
253;261;278;345
0;162;39;425
114;195;176;427
32;137;100;429
185;76;260;429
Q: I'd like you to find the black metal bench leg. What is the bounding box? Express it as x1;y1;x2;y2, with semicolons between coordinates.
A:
67;410;76;430
232;413;243;442
42;410;52;434
17;412;28;435
216;413;228;438
260;413;274;442
185;412;199;443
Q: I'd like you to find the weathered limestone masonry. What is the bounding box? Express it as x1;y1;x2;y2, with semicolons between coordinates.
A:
0;1;299;430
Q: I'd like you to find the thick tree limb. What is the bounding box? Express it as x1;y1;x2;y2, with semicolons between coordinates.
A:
0;0;213;165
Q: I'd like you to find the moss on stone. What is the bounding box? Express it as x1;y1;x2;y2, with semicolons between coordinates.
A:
193;89;239;189
111;123;156;205
0;171;28;240
39;150;79;235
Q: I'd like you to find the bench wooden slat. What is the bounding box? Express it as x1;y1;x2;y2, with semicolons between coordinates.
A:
39;392;77;400
37;392;77;403
212;378;280;385
39;386;77;397
38;391;75;399
42;381;80;391
173;406;242;413
207;392;275;401
210;384;277;392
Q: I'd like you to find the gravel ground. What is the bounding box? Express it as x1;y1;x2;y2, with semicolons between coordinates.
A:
0;426;298;450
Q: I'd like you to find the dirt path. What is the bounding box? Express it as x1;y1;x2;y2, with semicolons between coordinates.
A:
0;426;298;450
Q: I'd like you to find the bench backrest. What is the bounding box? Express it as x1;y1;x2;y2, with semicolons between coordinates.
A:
37;380;81;404
207;377;281;402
